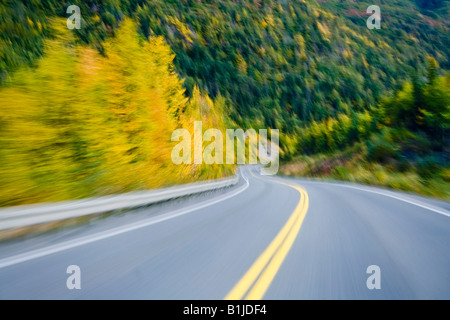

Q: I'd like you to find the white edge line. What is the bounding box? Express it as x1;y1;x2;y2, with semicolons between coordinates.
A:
253;168;449;218
0;172;250;269
329;183;450;218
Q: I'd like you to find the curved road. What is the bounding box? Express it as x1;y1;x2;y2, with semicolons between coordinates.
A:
0;166;449;299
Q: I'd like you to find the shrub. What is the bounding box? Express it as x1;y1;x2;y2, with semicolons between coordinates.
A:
417;156;441;179
366;136;398;163
332;166;351;180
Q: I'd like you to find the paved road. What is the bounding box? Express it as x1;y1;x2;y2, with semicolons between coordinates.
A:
0;166;449;299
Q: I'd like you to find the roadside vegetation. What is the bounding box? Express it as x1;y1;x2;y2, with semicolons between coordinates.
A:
281;59;449;200
0;19;234;207
0;0;448;204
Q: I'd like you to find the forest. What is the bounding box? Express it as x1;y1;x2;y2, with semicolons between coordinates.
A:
283;58;449;199
0;0;448;203
1;1;448;127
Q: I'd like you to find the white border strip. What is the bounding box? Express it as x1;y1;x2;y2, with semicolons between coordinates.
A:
251;168;449;218
329;183;450;218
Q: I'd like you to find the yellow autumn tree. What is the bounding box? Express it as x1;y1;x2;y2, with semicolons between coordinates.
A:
0;18;233;207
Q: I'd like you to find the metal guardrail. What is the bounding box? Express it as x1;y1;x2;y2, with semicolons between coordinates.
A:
0;174;240;231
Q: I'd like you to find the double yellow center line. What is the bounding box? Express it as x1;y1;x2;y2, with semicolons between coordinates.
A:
225;170;310;300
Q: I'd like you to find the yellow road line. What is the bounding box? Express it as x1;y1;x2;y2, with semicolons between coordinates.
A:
225;168;309;300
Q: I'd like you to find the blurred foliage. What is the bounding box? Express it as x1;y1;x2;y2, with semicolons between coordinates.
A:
0;19;233;206
293;59;449;156
136;0;449;131
282;140;450;200
283;59;449;199
0;0;449;203
0;0;449;132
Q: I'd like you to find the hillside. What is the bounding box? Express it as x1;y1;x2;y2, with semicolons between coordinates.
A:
1;1;449;128
0;0;449;202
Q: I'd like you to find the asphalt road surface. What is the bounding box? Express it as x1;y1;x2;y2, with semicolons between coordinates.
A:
0;166;449;299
